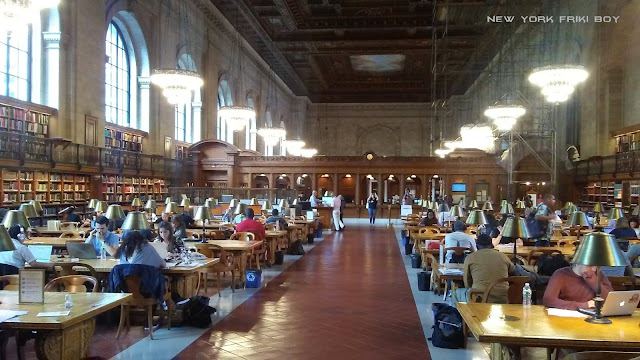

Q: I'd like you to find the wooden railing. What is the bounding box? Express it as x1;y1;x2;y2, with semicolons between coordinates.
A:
575;152;640;177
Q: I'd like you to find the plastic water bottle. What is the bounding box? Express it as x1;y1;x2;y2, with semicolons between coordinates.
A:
64;293;73;308
522;283;532;307
100;246;107;260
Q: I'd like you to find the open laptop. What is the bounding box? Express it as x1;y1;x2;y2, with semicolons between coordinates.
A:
150;242;168;260
27;245;53;263
580;290;640;317
66;242;98;259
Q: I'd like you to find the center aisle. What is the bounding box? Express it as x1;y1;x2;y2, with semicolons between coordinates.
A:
175;225;432;360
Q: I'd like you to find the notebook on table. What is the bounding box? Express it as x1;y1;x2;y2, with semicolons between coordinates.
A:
579;290;640;317
66;242;98;259
27;245;53;262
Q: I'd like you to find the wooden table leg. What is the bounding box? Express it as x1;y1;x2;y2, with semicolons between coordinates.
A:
238;250;248;288
35;318;95;360
490;343;521;360
268;239;276;265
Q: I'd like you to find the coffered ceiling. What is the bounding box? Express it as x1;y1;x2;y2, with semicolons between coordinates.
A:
205;0;540;103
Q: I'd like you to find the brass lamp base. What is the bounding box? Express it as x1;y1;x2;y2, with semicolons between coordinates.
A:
585;316;611;324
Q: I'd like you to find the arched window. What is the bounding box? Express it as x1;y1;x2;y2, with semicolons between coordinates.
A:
217;79;233;143
264;109;273;156
105;22;130;127
0;30;30;100
246;94;256;151
174;55;201;143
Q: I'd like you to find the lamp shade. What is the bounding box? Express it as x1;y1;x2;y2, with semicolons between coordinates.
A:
565;205;577;215
0;225;16;251
323;191;333;197
249;198;260;206
279;199;290;208
18;204;38;219
121;211;150;231
104;205;125;220
292;198;299;206
469;200;479;209
29;200;43;212
567;211;591;228
500;216;532;238
482;202;494;211
608;208;625;221
144;199;157;211
164;202;180;214
234;203;247;215
563;201;574;210
430;202;439;211
131;198;142;208
193;206;211;221
515;200;526;209
449;205;465;218
571;232;627;267
437;203;450;213
204;199;216;209
261;200;273;211
94;201;108;213
228;199;239;210
87;199;98;209
466;210;487;225
500;204;514;214
501;200;508;206
165;197;173;205
2;210;30;229
180;198;191;207
593;202;604;213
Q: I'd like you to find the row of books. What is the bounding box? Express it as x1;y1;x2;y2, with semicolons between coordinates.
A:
0;106;50;123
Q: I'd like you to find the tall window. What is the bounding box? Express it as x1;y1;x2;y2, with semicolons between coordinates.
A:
175;103;186;142
217;91;226;141
246;96;256;151
0;31;30;101
105;22;130;127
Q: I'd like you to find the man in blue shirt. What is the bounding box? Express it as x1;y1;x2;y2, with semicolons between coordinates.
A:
85;215;120;256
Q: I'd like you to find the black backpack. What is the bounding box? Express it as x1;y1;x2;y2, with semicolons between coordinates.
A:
287;240;305;255
430;303;464;349
537;254;570;277
181;295;216;328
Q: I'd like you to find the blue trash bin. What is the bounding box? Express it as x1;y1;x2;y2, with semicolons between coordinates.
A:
245;269;262;288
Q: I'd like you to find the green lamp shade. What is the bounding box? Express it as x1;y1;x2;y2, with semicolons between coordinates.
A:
228;199;239;210
469;200;479;209
164;202;180;214
249;198;260;206
131;198;142;207
567;211;590;227
261;200;273;211
193;206;211;221
2;210;30;230
482;202;493;211
564;201;574;210
500;200;508;206
500;204;514;214
104;205;125;220
204;199;216;209
94;201;108;213
279;199;289;208
18;204;38;219
234;203;247;215
87;198;98;209
0;225;17;251
437;203;450;213
121;211;150;231
144;199;157;211
500;216;532;238
608;208;624;221
449;205;465;218
29;200;43;212
572;232;627;267
165;197;173;205
593;202;604;213
466;210;487;225
180;198;191;207
515;200;526;209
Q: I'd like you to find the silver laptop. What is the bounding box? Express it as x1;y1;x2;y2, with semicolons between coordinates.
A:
150;242;168;260
67;242;98;259
28;245;53;262
581;291;640;317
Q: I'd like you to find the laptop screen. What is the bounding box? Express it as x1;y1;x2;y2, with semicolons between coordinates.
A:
28;245;53;263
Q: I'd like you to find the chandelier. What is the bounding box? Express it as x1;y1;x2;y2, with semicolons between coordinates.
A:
528;65;588;103
1;0;59;35
460;124;495;151
484;104;526;131
218;106;255;131
150;69;203;105
283;139;305;156
435;148;452;157
257;127;286;146
299;148;318;158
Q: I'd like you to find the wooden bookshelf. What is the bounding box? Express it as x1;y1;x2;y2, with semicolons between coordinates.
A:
104;124;145;153
579;181;616;209
101;175;169;203
0;101;52;138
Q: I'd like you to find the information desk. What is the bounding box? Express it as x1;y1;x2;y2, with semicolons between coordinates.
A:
0;291;131;360
458;303;640;360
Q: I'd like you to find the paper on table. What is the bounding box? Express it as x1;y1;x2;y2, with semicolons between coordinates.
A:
546;308;588;318
164;262;178;268
37;311;71;317
439;268;464;275
0;310;28;323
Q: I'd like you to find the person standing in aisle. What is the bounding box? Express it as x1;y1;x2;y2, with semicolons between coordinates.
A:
338;195;346;229
367;192;378;225
402;189;414;205
534;194;556;247
332;194;344;231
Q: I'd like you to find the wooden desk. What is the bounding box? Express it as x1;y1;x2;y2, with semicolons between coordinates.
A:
198;240;263;287
265;230;288;263
24;237;85;248
434;263;464;300
458;303;640;360
494;245;576;259
0;291;131;360
32;228;87;237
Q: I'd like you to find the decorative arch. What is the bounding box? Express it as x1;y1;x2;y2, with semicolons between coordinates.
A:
357;124;401;156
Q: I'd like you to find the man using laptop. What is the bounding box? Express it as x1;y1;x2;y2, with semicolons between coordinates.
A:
86;216;120;257
543;264;613;310
0;225;53;271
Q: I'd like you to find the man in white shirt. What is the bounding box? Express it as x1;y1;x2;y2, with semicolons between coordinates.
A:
310;190;323;207
332;195;344;231
0;225;53;271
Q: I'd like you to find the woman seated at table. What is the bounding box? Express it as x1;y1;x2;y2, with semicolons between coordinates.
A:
154;221;183;253
0;225;53;271
543;264;612;310
116;231;165;268
609;217;638;239
171;215;188;240
419;210;438;227
629;217;640;237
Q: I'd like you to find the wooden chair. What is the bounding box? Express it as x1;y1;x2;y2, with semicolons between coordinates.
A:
60;222;79;230
444;246;472;262
205;230;226;240
230;232;265;269
230;232;255;241
563;351;640;360
0;275;19;290
79;222;91;229
419;227;440;235
116;275;171;340
468;276;530;304
527;249;563;267
194;244;237;296
54;262;100;290
44;275;98;293
557;239;579;247
264;223;277;231
185;230;200;240
59;231;80;238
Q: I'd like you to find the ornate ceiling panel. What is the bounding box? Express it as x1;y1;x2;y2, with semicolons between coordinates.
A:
205;0;540;102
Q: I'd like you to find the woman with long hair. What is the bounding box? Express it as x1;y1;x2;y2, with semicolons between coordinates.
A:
116;231;165;268
367;191;378;225
155;221;183;253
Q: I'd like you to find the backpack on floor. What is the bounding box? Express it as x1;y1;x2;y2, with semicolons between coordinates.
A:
429;303;464;349
537;254;570;276
287;240;305;255
180;295;216;328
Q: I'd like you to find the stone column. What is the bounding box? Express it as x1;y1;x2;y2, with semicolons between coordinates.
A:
377;174;384;203
333;173;339;195
42;31;61;109
399;175;406;201
137;76;151;134
192;101;202;142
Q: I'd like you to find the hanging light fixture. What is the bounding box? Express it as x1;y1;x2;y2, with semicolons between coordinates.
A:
258;126;287;146
0;0;59;35
299;148;318;158
150;1;203;105
528;65;588;103
219;105;255;131
460;124;495;151
484;104;526;131
283;139;305;156
435;148;452;158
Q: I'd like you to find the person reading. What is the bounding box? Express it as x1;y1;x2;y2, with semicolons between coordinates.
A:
543;264;613;310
